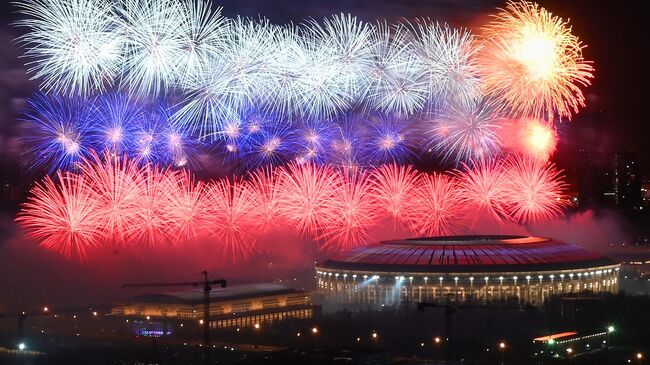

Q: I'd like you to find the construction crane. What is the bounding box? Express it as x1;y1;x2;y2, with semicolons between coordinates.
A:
123;271;226;364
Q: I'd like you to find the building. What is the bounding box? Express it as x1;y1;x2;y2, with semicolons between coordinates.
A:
111;283;319;335
532;330;610;359
612;152;642;210
316;236;620;306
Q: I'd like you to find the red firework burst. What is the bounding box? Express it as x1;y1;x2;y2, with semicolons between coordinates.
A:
162;170;211;243
369;164;420;226
407;173;466;236
246;167;285;232
502;155;568;223
79;152;143;246
319;170;381;251
205;179;259;262
276;162;339;237
455;159;509;222
16;172;103;259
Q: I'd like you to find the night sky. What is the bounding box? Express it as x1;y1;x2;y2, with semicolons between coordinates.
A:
0;0;647;176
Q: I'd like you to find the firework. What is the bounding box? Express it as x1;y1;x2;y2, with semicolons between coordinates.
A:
129;164;176;247
407;172;466;236
94;93;144;154
15;0;123;95
246;167;285;231
500;117;558;160
308;14;374;103
276;162;339;236
16;172;103;259
118;0;185;96
319;170;381;251
205;178;259;261
160;170;211;243
480;1;594;120
369;164;420;225
78;152;143;245
363;116;417;165
426;99;503;165
366;22;428;116
22;94;93;172
502;155;568;222
175;0;228;81
410;20;482;107
455;159;509;222
220;17;278;112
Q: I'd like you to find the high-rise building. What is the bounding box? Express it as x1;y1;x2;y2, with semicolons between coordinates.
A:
613;152;642;210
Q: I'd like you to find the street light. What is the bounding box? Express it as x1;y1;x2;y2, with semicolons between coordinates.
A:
18;343;26;351
312;327;318;334
371;331;378;348
434;337;442;360
254;323;260;348
608;325;615;333
499;342;506;365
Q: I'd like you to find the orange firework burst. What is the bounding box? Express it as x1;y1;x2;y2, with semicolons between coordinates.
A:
480;1;594;120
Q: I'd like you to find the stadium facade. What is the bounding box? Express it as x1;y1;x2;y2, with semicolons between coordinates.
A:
315;236;619;306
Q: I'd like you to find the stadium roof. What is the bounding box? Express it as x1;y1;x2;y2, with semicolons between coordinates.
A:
126;283;302;305
318;235;616;273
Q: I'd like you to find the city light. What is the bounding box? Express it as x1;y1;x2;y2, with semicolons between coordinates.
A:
608;325;615;333
499;341;506;349
254;323;260;330
434;336;441;344
18;343;26;351
312;327;319;334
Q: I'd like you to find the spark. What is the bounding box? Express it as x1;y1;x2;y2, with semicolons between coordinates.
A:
480;0;594;120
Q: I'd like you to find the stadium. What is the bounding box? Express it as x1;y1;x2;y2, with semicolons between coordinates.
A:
315;235;620;306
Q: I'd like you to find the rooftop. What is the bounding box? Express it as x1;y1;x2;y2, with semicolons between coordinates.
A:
318;235;616;273
125;283;302;305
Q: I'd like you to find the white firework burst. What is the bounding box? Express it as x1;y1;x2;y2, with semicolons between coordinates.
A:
117;0;185;96
410;20;482;108
307;14;375;102
220;17;278;112
427;98;503;165
366;22;428;116
172;58;240;139
15;0;124;95
175;0;228;82
265;24;307;119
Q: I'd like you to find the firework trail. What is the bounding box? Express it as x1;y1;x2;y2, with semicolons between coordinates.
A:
426;99;503;165
162;170;211;243
480;1;594;120
16;172;103;259
78;152;143;245
205;178;259;261
246;167;285;231
276;162;340;237
407;172;466;236
14;0;123;95
319;170;381;251
455;159;509;222
369;164;420;226
16;154;570;260
502;155;568;223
